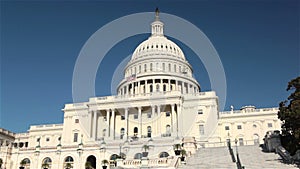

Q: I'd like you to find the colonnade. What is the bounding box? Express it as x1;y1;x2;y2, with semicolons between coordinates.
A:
118;79;199;96
89;104;181;141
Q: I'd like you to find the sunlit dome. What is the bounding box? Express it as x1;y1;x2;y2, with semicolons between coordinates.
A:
131;9;186;61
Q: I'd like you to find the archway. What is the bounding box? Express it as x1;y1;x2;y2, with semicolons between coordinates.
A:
64;156;74;169
86;155;96;169
159;152;169;158
42;157;52;169
20;158;30;169
134;153;142;159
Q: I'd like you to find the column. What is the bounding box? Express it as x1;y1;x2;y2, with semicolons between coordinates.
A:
168;79;171;91
177;104;181;137
171;104;175;132
176;80;178;91
111;109;115;139
157;105;161;136
126;85;129;96
92;111;97;140
138;107;142;137
145;80;148;93
88;111;92;137
138;81;141;94
106;109;110;138
125;108;129;140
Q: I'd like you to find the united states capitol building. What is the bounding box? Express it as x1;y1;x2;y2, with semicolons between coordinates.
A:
0;10;281;169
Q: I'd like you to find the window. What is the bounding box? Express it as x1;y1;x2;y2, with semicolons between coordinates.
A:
268;123;273;128
156;84;160;92
144;64;147;72
75;119;79;123
103;129;106;137
46;137;50;142
166;111;170;117
239;138;244;146
198;110;203;114
134;114;138;119
163;84;166;91
162;63;165;71
237;125;242;129
147;112;152;118
134;127;138;134
73;133;78;142
121;115;125;120
174;65;177;72
150;85;153;92
150;63;153;71
253;124;257;128
168;64;171;71
120;128;125;139
139;65;141;73
225;126;230;130
104;116;107;121
199;125;205;135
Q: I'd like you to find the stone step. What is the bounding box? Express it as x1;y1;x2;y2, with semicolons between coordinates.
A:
178;145;298;169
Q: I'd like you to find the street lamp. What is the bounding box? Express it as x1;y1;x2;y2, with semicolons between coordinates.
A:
234;138;238;155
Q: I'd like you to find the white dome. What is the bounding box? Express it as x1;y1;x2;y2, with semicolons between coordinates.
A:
131;36;185;61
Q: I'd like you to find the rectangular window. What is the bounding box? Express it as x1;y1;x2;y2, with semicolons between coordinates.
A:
46;138;50;142
237;125;242;129
121;115;125;120
73;133;78;142
147;112;152;118
134;114;138;119
198;110;203;114
199;125;204;135
75;119;79;123
166;111;170;117
104;116;107;121
225;126;230;130
268;123;273;128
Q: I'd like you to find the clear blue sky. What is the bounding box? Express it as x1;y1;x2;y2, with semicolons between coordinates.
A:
1;0;299;133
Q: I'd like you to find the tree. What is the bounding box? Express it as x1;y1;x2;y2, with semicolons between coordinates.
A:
278;76;300;155
0;158;3;168
85;161;93;169
41;162;50;169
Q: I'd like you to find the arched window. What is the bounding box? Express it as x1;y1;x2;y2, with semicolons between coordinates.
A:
134;127;138;135
168;63;171;71
120;128;125;139
147;126;152;138
64;156;74;169
150;85;153;92
20;158;30;169
134;153;143;159
42;157;52;169
150;63;153;71
144;64;147;72
166;125;171;134
159;152;169;158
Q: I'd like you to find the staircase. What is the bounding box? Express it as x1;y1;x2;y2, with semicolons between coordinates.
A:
178;145;298;169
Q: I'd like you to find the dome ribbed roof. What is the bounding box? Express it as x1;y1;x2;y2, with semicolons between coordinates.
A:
131;36;185;61
131;9;186;61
